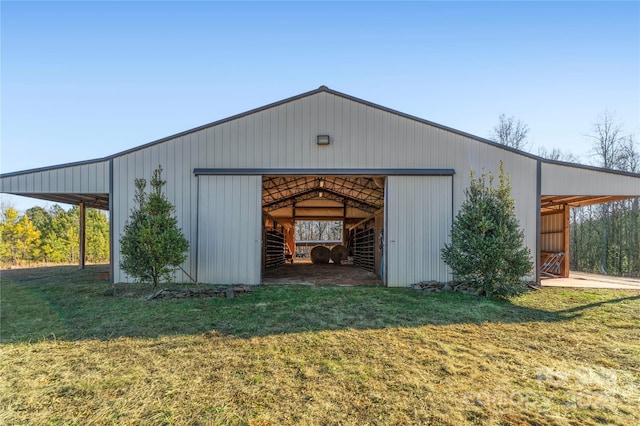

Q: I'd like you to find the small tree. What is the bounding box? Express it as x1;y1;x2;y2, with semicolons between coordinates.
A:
120;166;189;287
490;114;530;151
0;206;42;266
441;162;532;297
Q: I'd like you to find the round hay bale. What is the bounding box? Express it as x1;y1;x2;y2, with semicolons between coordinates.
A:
310;246;331;264
330;245;348;264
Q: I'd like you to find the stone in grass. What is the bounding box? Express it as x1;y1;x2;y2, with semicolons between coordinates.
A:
442;283;454;292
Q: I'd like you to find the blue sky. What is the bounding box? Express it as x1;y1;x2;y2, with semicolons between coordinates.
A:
1;1;639;211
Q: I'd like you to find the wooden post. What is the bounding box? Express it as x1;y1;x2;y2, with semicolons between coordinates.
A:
261;215;266;274
79;202;86;269
563;205;571;278
285;225;296;262
342;201;348;245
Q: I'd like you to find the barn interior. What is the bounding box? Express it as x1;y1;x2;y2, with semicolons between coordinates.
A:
261;175;385;284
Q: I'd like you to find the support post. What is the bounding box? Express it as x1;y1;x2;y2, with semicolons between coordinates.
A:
79;202;86;269
342;201;347;245
285;225;296;262
563;205;571;278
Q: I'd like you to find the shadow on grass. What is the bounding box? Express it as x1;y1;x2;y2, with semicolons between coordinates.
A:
554;295;640;314
2;265;639;343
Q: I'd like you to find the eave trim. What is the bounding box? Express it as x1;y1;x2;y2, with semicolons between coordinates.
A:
193;168;456;176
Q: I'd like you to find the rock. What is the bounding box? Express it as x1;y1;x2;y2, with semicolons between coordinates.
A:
442;283;454;292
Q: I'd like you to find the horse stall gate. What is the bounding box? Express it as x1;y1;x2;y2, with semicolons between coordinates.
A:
353;227;375;272
263;217;287;270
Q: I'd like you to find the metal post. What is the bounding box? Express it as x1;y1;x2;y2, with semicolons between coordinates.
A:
79;202;86;269
563;206;571;278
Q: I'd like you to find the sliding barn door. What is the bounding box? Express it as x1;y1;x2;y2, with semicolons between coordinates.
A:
386;176;452;287
197;175;262;284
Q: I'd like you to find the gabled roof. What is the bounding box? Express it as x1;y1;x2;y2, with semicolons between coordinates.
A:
1;86;639;213
3;85;639;180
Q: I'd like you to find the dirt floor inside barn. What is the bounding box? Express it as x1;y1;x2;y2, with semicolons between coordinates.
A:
262;261;383;286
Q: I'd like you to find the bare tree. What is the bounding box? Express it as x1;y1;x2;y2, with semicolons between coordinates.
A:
316;221;329;240
537;147;579;163
619;135;639;173
588;111;627;170
490;114;530;151
583;112;639;275
295;220;342;241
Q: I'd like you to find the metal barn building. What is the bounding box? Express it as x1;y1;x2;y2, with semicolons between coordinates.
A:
2;86;639;286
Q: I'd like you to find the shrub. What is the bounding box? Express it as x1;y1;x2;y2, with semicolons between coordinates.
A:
120;166;189;287
441;162;532;297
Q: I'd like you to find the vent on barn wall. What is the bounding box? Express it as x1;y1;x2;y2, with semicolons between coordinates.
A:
317;135;330;145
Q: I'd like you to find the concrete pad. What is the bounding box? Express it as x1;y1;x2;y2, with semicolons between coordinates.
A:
541;271;640;290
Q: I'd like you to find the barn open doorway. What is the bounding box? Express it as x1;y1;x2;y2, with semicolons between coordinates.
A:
294;220;343;260
539;194;637;280
261;175;385;285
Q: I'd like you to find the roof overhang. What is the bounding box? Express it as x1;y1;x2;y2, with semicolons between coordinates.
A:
3;192;110;210
541;195;636;214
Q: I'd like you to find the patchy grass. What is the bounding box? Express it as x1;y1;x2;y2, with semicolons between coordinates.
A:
1;265;639;425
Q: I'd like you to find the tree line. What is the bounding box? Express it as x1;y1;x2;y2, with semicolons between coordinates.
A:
492;111;640;277
0;204;109;267
295;220;343;242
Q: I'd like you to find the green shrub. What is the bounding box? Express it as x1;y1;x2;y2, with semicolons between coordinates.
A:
120;166;189;287
442;162;532;297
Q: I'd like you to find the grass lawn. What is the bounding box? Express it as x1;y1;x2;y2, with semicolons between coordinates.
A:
1;265;639;425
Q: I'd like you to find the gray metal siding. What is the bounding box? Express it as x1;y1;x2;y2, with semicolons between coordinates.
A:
197;175;261;284
111;138;199;284
7;90;638;286
542;162;640;196
0;161;110;194
386;176;452;286
108;90;540;283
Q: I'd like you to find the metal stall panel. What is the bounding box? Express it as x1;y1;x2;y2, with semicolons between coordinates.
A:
197;175;262;284
386;176;452;287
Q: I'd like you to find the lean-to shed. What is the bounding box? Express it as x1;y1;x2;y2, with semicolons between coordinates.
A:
2;86;639;285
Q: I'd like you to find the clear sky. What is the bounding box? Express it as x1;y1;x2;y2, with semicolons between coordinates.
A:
1;1;639;212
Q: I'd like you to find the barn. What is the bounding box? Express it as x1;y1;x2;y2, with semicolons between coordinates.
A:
2;86;639;286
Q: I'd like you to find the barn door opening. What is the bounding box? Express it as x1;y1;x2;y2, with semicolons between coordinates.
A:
294;220;343;260
261;175;385;285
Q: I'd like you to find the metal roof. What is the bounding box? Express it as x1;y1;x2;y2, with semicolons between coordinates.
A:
3;85;640;180
1;86;639;211
263;176;385;215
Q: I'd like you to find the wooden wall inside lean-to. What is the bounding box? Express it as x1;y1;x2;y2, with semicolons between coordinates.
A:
540;207;570;278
